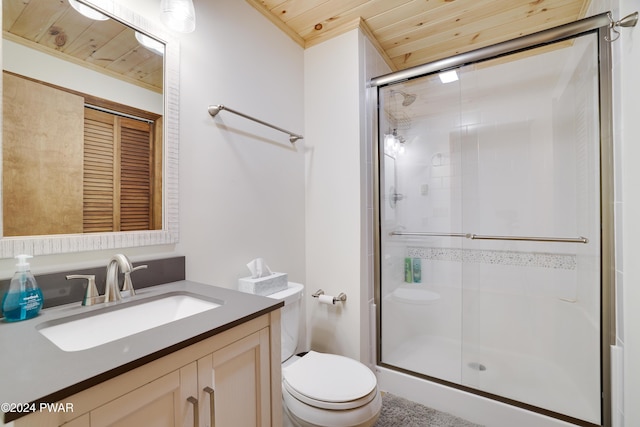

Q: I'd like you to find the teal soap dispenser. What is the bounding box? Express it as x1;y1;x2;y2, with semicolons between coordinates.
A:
2;254;43;322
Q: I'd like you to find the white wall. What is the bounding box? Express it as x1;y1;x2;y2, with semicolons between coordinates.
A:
303;28;389;362
168;0;306;289
587;1;640;426
101;0;306;290
304;30;362;359
617;1;640;426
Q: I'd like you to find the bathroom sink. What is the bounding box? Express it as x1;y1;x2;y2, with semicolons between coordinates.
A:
38;293;222;352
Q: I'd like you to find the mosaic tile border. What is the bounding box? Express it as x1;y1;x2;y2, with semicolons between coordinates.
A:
406;246;576;270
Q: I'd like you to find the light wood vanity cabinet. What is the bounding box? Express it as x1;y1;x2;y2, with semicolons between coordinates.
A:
14;312;282;427
197;329;271;426
89;364;196;427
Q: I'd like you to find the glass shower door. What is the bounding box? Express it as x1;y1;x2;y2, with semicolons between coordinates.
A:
378;31;602;425
379;70;465;384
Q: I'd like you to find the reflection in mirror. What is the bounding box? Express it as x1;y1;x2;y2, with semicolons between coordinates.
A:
1;0;180;257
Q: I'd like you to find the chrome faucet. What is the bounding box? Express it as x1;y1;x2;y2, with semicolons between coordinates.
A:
104;254;134;303
66;254;148;306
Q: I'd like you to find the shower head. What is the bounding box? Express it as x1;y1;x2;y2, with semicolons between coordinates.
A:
391;90;417;107
401;92;417;106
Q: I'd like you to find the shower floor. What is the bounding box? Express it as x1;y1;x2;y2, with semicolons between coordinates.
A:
382;334;599;424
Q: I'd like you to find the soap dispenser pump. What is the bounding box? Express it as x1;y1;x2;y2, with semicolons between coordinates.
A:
2;254;43;322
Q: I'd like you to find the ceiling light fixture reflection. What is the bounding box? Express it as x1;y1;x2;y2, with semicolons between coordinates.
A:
68;0;109;21
384;129;405;157
161;0;196;33
439;70;459;84
135;32;164;55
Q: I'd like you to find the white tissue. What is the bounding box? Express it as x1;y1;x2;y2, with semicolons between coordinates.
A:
318;294;335;305
238;257;288;296
247;257;272;278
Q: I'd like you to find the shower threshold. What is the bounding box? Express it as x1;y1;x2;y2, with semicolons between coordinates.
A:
382;334;599;424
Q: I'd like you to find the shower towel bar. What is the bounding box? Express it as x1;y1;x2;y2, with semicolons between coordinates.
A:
208;104;304;144
389;231;588;244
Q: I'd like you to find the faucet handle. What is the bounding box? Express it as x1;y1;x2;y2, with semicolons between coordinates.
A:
66;274;100;306
121;264;148;297
132;265;148;273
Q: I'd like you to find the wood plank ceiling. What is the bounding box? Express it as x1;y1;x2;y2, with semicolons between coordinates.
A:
3;0;592;91
3;0;163;92
246;0;592;72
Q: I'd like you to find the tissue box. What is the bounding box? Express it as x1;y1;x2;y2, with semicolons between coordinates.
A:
238;272;288;296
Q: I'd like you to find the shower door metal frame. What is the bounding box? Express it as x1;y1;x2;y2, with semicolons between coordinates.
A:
371;12;615;427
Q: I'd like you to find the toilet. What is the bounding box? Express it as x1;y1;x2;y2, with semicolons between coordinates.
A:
266;282;382;427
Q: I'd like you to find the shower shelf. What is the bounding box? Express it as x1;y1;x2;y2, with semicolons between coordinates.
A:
389;231;588;244
386;287;441;305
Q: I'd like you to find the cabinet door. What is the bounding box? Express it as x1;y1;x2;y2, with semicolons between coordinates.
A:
62;415;90;427
13;412;89;427
91;362;198;427
198;329;270;427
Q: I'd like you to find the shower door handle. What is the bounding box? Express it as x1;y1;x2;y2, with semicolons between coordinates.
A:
390;231;469;238
390;231;588;244
467;234;589;244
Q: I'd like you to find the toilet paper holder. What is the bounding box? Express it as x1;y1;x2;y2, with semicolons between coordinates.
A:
312;289;347;303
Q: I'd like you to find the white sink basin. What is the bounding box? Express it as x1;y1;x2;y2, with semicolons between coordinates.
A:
38;294;222;352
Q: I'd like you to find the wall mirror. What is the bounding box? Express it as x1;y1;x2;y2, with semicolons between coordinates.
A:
1;0;179;258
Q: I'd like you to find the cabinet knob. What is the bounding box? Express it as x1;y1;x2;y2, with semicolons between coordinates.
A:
204;386;215;427
187;396;199;427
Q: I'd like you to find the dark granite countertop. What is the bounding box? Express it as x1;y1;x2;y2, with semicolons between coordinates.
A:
0;280;283;423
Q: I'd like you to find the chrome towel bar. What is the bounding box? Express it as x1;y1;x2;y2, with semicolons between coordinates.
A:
389;231;588;244
208;104;304;144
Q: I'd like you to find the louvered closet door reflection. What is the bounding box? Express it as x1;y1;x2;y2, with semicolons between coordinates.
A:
83;108;117;233
120;118;152;231
83;108;152;233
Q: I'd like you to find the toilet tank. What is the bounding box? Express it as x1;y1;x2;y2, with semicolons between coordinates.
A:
265;282;304;362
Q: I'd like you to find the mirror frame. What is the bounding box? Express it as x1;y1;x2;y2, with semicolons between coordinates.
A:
0;0;180;258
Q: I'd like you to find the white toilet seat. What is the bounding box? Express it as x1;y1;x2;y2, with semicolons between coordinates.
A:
283;384;382;427
282;351;382;427
284;379;379;410
283;351;377;405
